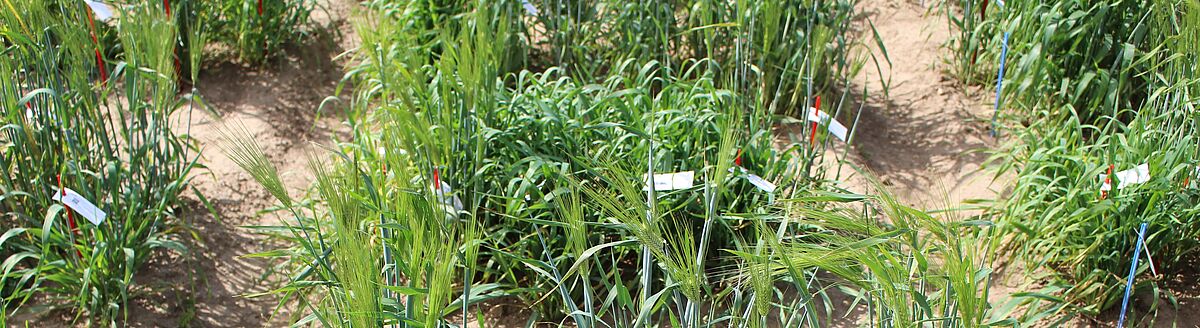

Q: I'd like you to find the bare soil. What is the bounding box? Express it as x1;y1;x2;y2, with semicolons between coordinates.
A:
117;0;358;326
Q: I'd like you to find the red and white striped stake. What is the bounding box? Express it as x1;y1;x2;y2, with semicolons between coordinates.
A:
1101;164;1114;200
1099;163;1151;199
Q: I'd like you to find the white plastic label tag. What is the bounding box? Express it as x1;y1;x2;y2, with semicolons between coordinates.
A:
521;0;539;15
431;181;464;212
1098;163;1150;191
52;188;107;225
645;171;694;191
806;108;848;142
744;174;776;193
84;0;115;21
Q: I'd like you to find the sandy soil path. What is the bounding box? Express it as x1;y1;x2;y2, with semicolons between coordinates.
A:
847;0;1001;210
121;1;357;327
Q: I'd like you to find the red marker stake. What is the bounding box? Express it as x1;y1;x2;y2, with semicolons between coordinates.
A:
257;0;268;59
809;96;822;146
433;169;441;187
56;175;83;258
84;6;107;85
734;149;743;167
1101;164;1114;200
164;0;170;16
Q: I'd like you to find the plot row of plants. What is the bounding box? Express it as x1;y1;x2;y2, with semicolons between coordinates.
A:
0;0;315;325
0;1;198;325
223;1;1012;327
359;0;880;117
947;0;1200;324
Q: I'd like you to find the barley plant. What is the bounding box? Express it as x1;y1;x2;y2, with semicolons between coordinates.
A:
946;0;1200;323
219;0;1011;327
196;0;315;64
0;0;201;325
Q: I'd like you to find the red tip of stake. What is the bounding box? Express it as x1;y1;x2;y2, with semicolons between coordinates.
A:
433;169;440;187
257;0;264;15
85;7;107;85
809;96;822;146
980;0;990;20
164;0;170;15
734;149;743;167
95;50;108;84
1101;164;1114;200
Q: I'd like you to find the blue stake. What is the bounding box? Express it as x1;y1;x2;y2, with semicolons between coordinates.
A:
991;32;1010;138
1117;222;1148;328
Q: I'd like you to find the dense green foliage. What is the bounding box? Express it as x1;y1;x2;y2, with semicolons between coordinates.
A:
362;0;875;116
195;0;315;64
219;1;1006;327
948;0;1200;322
0;1;200;325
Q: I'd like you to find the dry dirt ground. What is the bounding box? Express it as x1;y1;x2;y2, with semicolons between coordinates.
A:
13;0;1197;326
119;1;358;327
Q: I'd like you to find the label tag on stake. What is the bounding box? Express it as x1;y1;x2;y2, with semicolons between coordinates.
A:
521;0;539;15
431;181;464;213
53;188;106;225
744;173;776;193
84;0;115;21
645;171;694;191
806;107;849;142
730;167;777;195
1098;163;1150;191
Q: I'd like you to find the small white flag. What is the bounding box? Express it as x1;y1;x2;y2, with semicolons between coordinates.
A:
24;106;57;125
645;171;694;191
52;188;107;225
806;107;849;142
728;167;776;193
744;173;776;193
431;181;464;213
84;0;115;21
521;0;539;16
1098;163;1150;191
